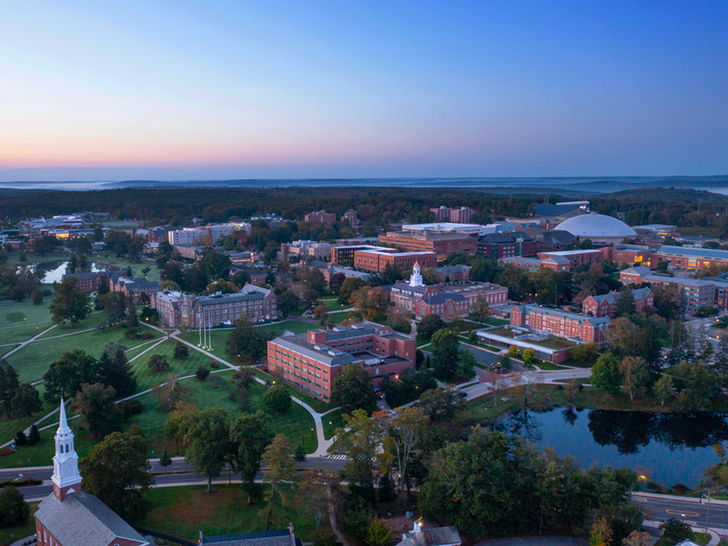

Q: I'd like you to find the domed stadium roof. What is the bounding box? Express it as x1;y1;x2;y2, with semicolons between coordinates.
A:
556;214;636;238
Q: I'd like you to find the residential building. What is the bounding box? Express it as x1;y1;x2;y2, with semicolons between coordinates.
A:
167;223;249;246
61;270;126;293
435;264;471;282
510;304;612;346
653;245;728;271
387;263;508;321
378;230;477;260
331;245;393;267
35;400;153;546
109;276;161;304
267;321;416;401
582;287;654;317
200;528;301;546
342;209;360;229
619;267;721;313
151;284;278;328
354;248;437;273
500;256;544;273
478;231;537;259
279;240;332;261
304;210;336;225
430;206;474;223
537;249;606;272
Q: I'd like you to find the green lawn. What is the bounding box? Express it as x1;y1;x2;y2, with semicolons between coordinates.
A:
89;252;161;281
0;321;54;346
5;325;161;384
140;484;326;542
255;320;322;337
2;370;318;468
0;503;39;546
322;409;345;440
37;310;109;337
252;369;330;413
6;250;70;267
320;297;346;312
0;297;53;328
0;396;57;446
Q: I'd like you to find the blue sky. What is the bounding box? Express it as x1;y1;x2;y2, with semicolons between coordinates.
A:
0;1;727;181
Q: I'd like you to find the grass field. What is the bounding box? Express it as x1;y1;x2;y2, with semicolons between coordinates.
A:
140;484;326;542
322;409;345;440
255;320;321;337
0;298;54;348
252;369;330;413
1;370;318;468
0;396;56;446
5;324;162;384
320;297;346;313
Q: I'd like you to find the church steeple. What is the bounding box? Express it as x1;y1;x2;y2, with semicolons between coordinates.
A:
409;261;423;287
51;399;82;501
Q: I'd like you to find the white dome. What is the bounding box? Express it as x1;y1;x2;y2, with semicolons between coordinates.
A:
556;214;636;239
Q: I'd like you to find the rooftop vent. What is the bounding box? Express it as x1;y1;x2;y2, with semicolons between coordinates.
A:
328;349;343;357
332;327;345;332
314;344;327;351
351;324;364;330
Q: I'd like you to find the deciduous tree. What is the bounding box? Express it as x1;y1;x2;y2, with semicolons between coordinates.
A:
331;363;378;414
49;277;90;326
230;410;273;504
184;407;231;493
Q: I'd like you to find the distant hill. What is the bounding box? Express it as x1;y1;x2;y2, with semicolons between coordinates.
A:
601;187;728;203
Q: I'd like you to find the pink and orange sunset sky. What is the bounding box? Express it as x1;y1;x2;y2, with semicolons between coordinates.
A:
1;1;727;181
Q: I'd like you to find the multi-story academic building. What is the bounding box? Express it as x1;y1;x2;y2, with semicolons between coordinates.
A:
510;304;612;346
378;230;477;261
152;284;278;328
267;321;416;401
353;248;437;273
582;287;654;318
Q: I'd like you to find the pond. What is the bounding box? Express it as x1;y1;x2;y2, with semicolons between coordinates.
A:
25;261;110;284
493;408;728;487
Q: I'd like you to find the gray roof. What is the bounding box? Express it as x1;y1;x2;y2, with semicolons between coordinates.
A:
423;293;466;305
202;529;296;546
621;266;652;276
196;284;271;306
479;232;515;244
642;274;715;288
589;292;617;305
397;527;461;546
655;245;728;260
533;230;576;246
35;493;150;546
436;264;471;274
533;204;583;217
518;304;611;327
542;255;571;264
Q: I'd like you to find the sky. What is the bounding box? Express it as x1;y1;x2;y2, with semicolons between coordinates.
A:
1;1;727;181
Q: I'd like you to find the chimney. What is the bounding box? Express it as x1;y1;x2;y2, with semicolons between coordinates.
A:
288;522;294;534
414;519;422;533
199;530;203;544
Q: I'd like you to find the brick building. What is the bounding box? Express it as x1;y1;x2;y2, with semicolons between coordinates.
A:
608;244;653;267
331;245;392;267
304;210;337;225
278;240;332;261
510;304;612;346
430;206;474;223
267;321;416;401
35;400;153;546
151;284;278;328
582;287;653;317
537;249;606;272
387;263;508;321
353;248;437;273
478;231;538;259
653;246;728;271
619;267;726;313
61;270;126;293
378;230;477;260
168;223;249;246
109;276;161;304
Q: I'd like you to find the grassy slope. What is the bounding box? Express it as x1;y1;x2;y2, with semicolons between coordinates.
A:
140;484;325;541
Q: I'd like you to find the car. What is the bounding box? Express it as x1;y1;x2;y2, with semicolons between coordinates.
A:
458;390;468;398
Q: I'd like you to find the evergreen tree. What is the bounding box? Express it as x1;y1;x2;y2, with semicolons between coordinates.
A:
98;343;136;397
26;424;40;446
159;450;172;467
14;430;26;446
0;361;19;418
11;384;42;419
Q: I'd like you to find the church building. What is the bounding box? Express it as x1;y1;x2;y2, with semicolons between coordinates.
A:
34;399;153;546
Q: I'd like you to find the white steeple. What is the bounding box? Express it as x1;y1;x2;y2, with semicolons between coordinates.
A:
409;261;423;287
51;398;82;501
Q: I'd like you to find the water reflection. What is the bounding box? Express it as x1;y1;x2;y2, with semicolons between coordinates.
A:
491;408;728;486
21;261;107;284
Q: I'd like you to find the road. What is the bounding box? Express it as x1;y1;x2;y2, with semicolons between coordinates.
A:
0;457;347;501
632;492;728;532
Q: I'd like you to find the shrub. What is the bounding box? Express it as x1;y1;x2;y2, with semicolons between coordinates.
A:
26;425;40;446
196;366;210;381
13;431;26;447
148;354;169;372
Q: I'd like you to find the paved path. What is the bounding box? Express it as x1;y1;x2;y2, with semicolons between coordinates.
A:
1;323;57;359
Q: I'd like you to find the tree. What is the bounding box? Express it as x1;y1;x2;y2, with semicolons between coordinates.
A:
659;518;694;546
148;354;169;372
174;341;189;360
522;348;535;366
79;430;153;523
73;383;122;437
457;349;477;380
614;288;636;318
14;430;26;446
26;424;40;446
277;290;301;317
230;411;273;504
590;517;613;546
380;262;402;285
417;314;445;340
262;434;297;529
43;349;100;401
125;299;140;331
430;328;460;378
11;384;42;419
0;485;30;528
31;288;43;305
417;386;464;423
338;277;366;305
159;450;172;467
98;343;136;397
329;272;347;295
333;409;382;496
469;294;490;322
591;354;622;395
570;343;599;364
156;375;192;410
184;407;231;493
164;401;199;455
330;363;378;414
196;366;210;381
653;374;674;407
226;316;267;363
264;384;292;414
619;357;650;401
623;531;651;546
232;366;255;390
366;517;393;546
50;277;91;326
294;469;332;530
294;442;307;462
378;406;428;496
0;361;19;418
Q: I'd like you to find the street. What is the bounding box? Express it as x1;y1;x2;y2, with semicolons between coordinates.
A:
632;493;728;532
